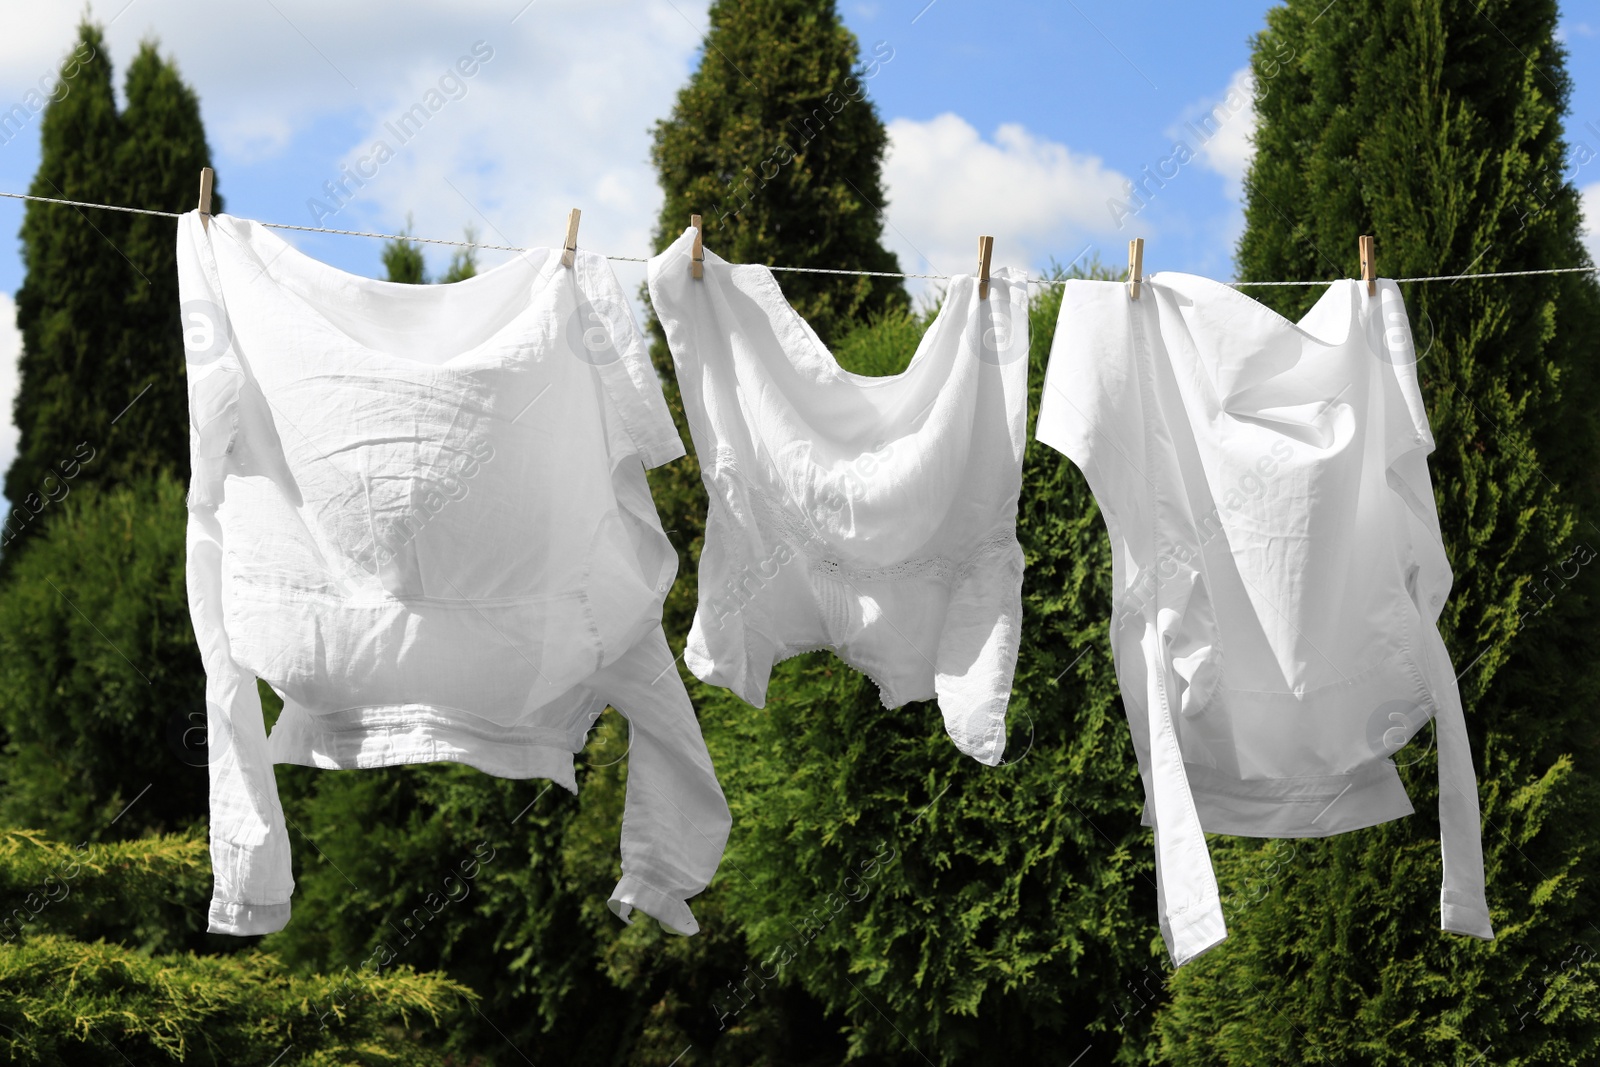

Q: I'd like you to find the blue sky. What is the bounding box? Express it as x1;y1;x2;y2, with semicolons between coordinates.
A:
0;1;1597;476
0;1;1307;289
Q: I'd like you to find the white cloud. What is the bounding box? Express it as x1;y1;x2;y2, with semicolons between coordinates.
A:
1189;67;1256;192
215;109;297;166
0;0;709;286
881;113;1128;284
309;7;701;279
1583;183;1600;265
0;293;19;486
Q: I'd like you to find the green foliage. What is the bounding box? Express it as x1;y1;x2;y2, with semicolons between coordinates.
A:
382;220;479;284
6;23;217;560
441;223;480;283
266;711;840;1066
0;932;474;1065
11;4;1593;1062
1154;1;1600;1063
648;0;907;348
828;305;936;376
381;216;428;285
0;827;473;1064
0;827;209;953
0;472;209;849
645;0;909;646
263;754;623;1064
0;22;532;1065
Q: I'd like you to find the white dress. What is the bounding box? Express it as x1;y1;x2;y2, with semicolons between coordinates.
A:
179;212;729;938
648;228;1030;764
1036;272;1493;966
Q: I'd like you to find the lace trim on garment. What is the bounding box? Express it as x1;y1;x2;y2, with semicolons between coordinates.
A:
711;446;1019;586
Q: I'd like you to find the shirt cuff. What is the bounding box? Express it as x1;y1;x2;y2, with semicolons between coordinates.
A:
208;897;292;936
608;873;699;936
1442;898;1494;940
1164;893;1228;968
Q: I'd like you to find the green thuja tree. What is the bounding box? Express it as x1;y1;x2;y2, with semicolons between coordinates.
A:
112;40;216;508
1154;1;1600;1063
5;23;218;562
626;6;1161;1058
649;0;907;351
0;473;209;851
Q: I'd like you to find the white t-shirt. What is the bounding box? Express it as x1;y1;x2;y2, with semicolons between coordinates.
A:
1036;272;1493;966
648;228;1029;764
179;212;729;938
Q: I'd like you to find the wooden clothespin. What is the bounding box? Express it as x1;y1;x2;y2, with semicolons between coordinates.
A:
1359;234;1376;295
977;235;994;300
1127;237;1145;299
561;208;581;268
198;167;214;231
690;214;704;279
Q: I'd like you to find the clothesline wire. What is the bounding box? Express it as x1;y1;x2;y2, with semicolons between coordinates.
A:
3;188;1596;287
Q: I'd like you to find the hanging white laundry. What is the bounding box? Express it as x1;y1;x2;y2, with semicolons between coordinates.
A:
1036;272;1493;966
648;228;1029;764
178;212;729;938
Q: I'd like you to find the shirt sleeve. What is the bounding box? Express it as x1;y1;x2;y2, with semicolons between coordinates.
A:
595;628;730;935
188;506;296;934
179;211;296;935
1371;280;1493;942
1035;278;1227;966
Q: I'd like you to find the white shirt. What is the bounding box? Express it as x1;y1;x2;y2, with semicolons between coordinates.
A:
1036;273;1493;966
179;212;729;938
648;228;1029;764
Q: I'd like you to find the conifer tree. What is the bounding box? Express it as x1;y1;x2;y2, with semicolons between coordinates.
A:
4;24;217;561
0;473;207;845
382;218;427;284
112;40;216;502
1154;2;1600;1062
649;0;907;349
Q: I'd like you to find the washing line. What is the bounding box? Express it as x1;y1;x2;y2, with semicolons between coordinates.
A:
2;188;1595;288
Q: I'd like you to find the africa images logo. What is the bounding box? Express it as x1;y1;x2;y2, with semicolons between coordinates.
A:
564;291;629;367
181;299;233;366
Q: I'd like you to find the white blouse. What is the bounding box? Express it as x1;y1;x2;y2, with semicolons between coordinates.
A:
1037;273;1493;966
179;212;729;938
648;228;1030;764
